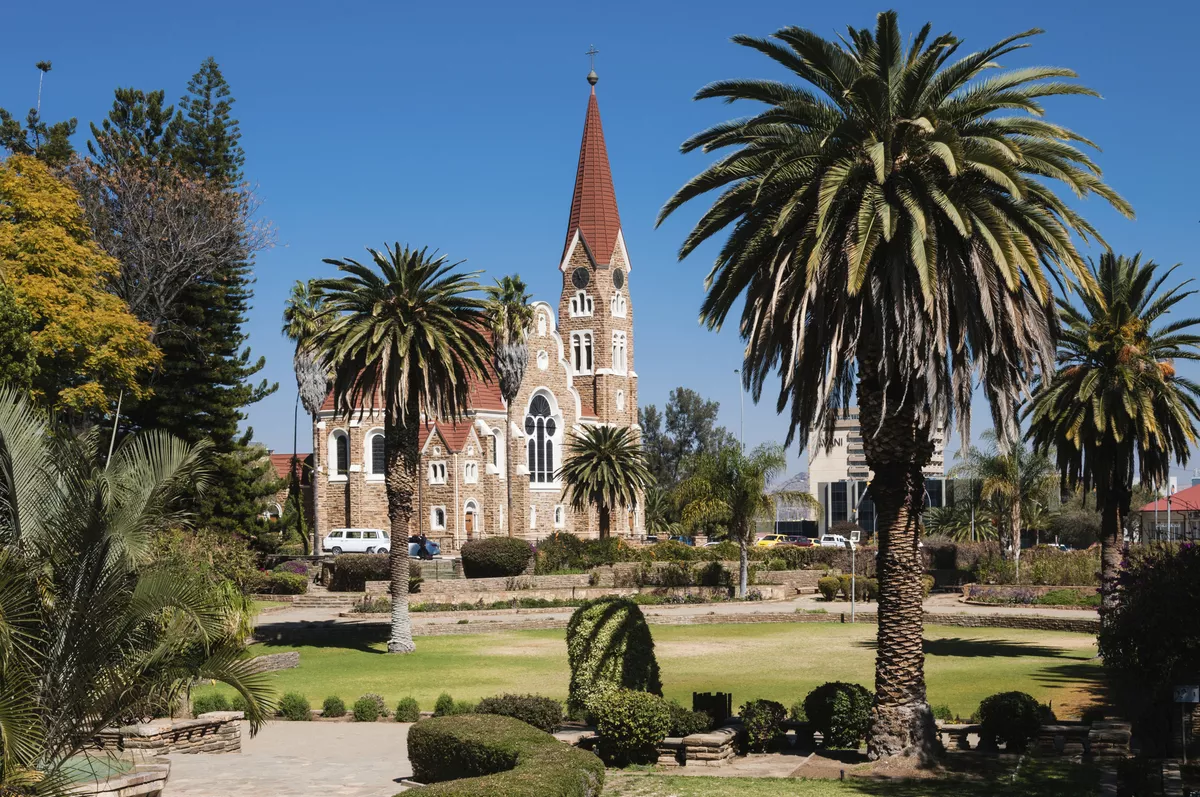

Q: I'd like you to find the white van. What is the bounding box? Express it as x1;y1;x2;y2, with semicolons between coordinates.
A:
322;528;389;555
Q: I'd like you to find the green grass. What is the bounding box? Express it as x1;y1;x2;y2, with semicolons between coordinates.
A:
604;760;1099;796
202;622;1101;719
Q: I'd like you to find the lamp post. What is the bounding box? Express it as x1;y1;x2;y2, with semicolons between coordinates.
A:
734;368;744;446
845;537;856;623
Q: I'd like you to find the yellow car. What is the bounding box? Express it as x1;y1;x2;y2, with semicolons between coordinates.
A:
755;534;790;548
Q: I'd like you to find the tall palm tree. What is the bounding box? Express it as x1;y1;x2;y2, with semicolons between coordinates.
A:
484;275;534;538
559;425;652;540
283;279;329;556
643;485;680;537
314;245;490;654
676;443;799;596
657;12;1130;759
1027;253;1200;622
0;387;275;790
959;436;1056;578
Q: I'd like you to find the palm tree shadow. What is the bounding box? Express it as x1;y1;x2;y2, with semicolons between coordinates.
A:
853;637;1070;659
254;622;389;654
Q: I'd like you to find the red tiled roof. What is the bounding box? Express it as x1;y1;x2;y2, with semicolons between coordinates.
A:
320;371;503;414
269;453;312;484
1139;484;1200;512
562;85;622;266
424;419;475;453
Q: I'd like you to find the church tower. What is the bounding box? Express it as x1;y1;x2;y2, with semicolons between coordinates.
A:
558;67;637;430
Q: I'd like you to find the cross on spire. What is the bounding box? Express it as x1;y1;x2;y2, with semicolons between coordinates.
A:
586;45;599;87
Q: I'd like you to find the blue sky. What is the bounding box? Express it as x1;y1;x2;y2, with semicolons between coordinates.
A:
3;0;1199;481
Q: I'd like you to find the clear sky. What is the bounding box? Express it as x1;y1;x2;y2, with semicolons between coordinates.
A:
3;0;1198;481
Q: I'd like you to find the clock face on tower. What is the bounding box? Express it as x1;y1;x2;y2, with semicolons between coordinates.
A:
613;268;625;290
571;267;590;290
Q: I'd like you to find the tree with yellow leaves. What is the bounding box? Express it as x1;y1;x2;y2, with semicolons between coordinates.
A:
0;154;159;419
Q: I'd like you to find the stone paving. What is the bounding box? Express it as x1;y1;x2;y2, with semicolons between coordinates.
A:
165;721;412;796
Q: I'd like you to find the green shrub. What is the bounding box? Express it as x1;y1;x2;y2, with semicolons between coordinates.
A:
666;700;712;737
978;691;1046;752
817;577;841;602
395;696;421;722
329;554;390;592
362;692;389;717
592;689;671;765
740;699;787;752
273;560;309;575
353;696;381;722
1036;588;1100;607
408;714;605;796
837;574;852;599
434;692;456;717
706;541;741;561
192;693;230;715
279;692;311;721
862;577;878;601
535;532;587;574
460;538;533;578
322;696;346;718
804;682;872;749
931;704;954;722
475;694;563;733
266;571;308;595
921;574;935;599
230;694;248;712
644;540;697;562
566;598;662;715
789;701;807;722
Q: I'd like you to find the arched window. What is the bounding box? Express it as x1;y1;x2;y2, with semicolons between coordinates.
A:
525;394;556;484
569;291;593;317
611;331;627;374
490;428;501;467
571;332;593;374
610;291;627;318
368;431;385;476
331;431;349;477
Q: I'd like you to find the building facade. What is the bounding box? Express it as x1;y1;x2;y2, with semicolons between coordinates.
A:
311;72;642;551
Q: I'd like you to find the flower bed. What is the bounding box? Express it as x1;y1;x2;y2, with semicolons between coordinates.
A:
962;584;1099;608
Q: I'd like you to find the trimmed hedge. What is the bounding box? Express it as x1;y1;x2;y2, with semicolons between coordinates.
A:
475;694;563;733
322;696;346;718
408;714;604;796
804;682;872;749
248;570;309;595
192;693;229;715
279;692;311;721
566;598;662;715
740;699;787;752
978;691;1048;752
460;538;533;578
329;554;390;592
667;699;713;737
395;696;421;722
592;689;671;765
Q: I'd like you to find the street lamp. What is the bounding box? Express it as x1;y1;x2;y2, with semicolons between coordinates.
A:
844;537;857;623
733;368;744;446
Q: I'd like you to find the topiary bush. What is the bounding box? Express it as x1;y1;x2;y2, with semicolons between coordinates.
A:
566;597;663;715
804;682;872;749
666;700;713;737
460;538;533;578
266;571;308;595
535;531;587;574
408;714;604;796
977;691;1045;751
353;695;381;722
192;693;230;715
740;699;787;752
475;694;563;733
817;576;841;602
592;688;672;765
434;692;456;717
395;696;421;722
279;692;311;721
322;696;346;718
329;554;391;592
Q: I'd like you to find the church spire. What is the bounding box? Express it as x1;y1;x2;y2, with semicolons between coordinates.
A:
562;63;622;267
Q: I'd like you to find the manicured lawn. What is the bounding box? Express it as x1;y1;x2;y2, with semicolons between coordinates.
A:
198;622;1102;718
604;760;1100;797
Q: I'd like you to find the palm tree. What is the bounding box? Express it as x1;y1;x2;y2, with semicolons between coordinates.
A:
657;13;1130;759
676;443;797;597
559;425;652;540
484;275;535;538
643;485;680;537
283;279;329;555
958;436;1057;578
1027;253;1200;622
313;245;490;654
0;387;275;790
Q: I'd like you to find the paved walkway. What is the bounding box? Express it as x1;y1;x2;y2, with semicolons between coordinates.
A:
256;590;1097;634
166;722;411;796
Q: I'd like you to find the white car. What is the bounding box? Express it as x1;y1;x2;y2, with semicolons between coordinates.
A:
322;528;390;555
819;534;849;548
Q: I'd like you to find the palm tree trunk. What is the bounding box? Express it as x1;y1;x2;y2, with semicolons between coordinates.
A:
1099;471;1130;629
506;404;514;537
858;355;938;763
383;402;420;655
739;537;749;598
599;505;611;540
311;411;321;558
1010;500;1022;583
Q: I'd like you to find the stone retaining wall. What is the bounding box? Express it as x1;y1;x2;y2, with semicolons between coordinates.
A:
755;569;821;593
67;759;170;797
93;713;242;755
395;583;788;605
657;722;741;767
938;720;1129;757
248;651;300;673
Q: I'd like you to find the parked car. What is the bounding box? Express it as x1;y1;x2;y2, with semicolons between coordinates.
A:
818;534;850;548
408;536;441;559
668;535;695;546
702;540;725;548
755;534;790;548
645;535;660;545
785;536;815;547
322;528;390;555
